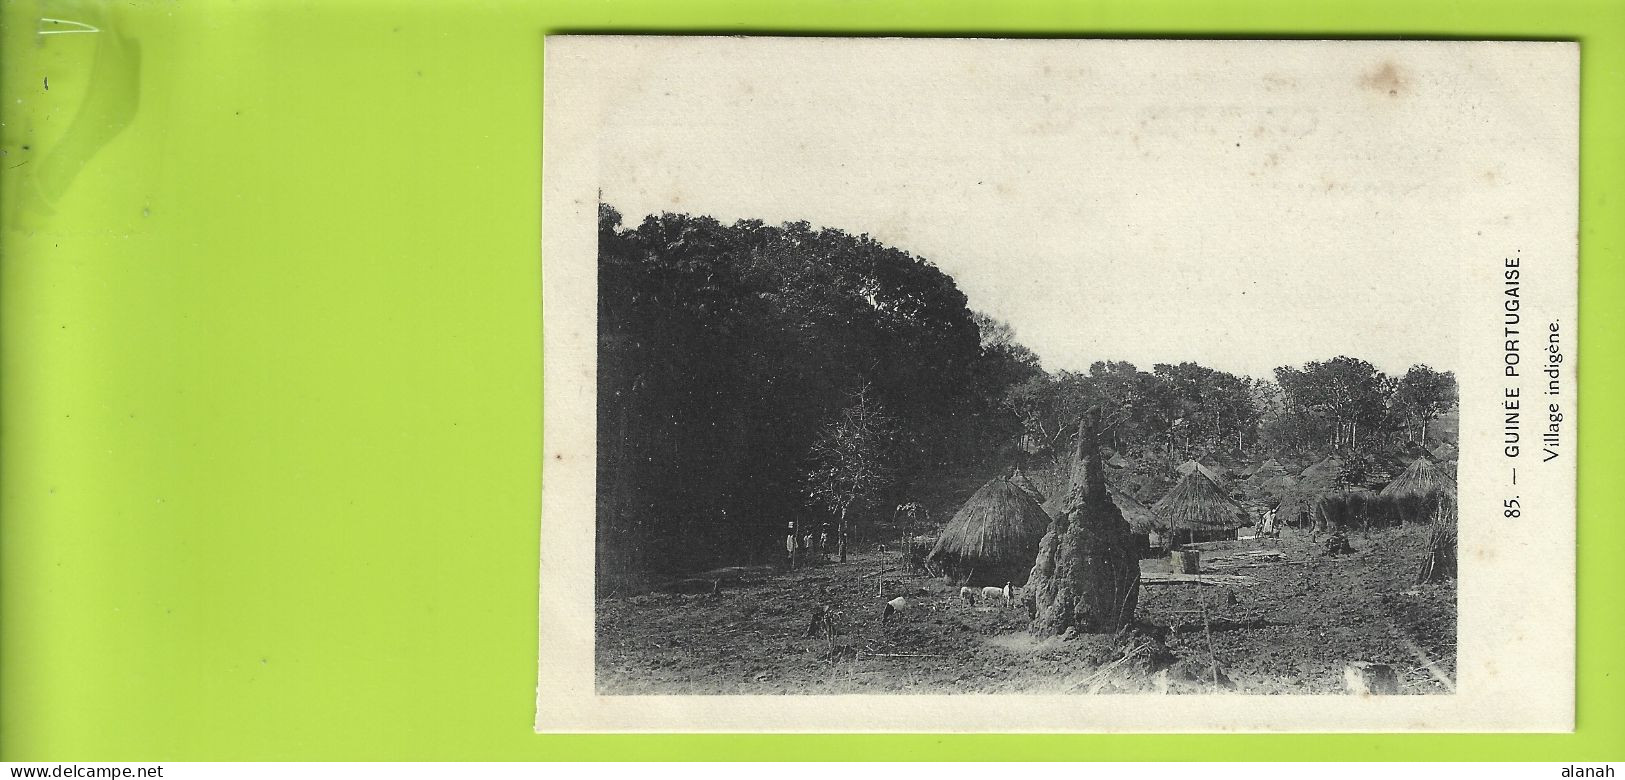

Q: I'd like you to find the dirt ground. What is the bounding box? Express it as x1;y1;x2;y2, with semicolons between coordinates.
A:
595;523;1456;695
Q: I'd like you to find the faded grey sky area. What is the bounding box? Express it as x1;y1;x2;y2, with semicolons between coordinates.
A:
589;39;1560;379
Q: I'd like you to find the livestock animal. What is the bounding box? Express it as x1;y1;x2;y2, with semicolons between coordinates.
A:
958;586;977;606
979;583;1013;606
881;596;908;622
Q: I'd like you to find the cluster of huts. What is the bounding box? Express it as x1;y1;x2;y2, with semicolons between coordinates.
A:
925;447;1458;587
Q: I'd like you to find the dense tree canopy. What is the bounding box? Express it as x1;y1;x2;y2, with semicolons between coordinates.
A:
597;206;1033;588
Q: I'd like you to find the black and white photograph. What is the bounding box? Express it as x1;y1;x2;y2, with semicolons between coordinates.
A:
539;37;1576;731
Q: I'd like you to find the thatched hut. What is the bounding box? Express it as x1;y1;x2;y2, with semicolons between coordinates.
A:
1379;456;1458;524
1272;456;1396;530
1106;482;1156;535
1150;471;1251;546
927;477;1052;586
1274;456;1346;527
1107;482;1161;555
1247;458;1288;487
1176;459;1228;487
1262;459;1309;499
1363;449;1414;485
1009;466;1046;504
1137;468;1176;507
1043;463;1154;542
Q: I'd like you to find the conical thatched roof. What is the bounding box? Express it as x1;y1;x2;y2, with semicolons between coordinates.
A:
1106;481;1156;535
1248;458;1286;482
1130;471;1176;505
1274;456;1348;522
1380;456;1458;503
1151;471;1250;532
1176;459;1228;486
1009;467;1046;503
1041;456;1152;535
1363;449;1411;484
928;477;1052;585
1246;459;1298;505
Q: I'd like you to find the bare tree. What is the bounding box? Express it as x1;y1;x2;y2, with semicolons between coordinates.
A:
805;384;896;562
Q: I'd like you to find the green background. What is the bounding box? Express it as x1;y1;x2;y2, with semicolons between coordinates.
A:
2;0;1620;761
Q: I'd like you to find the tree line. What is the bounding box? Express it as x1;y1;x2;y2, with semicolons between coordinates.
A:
595;206;1457;589
1007;357;1457;470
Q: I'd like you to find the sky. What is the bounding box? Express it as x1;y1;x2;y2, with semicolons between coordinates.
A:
585;39;1548;380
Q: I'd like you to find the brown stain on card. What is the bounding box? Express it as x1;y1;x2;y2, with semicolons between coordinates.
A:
1360;61;1408;98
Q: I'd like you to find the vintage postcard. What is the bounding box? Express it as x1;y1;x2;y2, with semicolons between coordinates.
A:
539;37;1576;732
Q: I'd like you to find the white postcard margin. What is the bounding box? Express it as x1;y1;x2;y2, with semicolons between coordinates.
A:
538;37;1577;733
